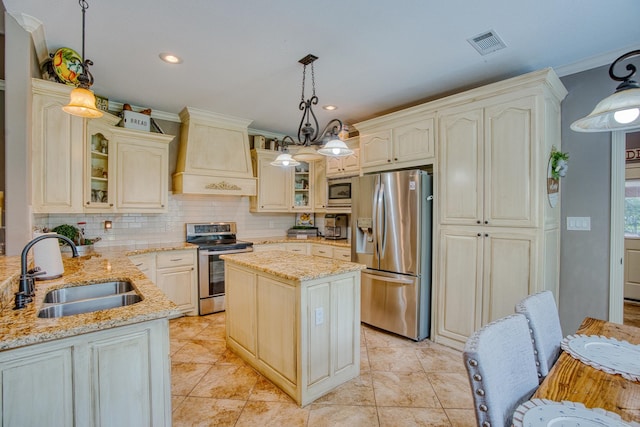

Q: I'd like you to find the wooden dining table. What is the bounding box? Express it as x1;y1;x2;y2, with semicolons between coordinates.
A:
532;317;640;423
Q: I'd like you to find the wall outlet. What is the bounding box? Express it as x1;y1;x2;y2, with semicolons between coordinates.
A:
315;307;324;325
567;216;591;231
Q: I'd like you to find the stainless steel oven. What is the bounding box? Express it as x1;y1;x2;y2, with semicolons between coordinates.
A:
186;222;253;315
327;177;352;207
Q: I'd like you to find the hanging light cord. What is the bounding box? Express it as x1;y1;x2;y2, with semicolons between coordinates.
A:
77;0;94;90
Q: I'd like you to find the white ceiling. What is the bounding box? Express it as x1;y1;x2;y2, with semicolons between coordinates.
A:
4;0;640;136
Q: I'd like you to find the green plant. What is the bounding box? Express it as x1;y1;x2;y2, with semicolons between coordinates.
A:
52;224;79;245
550;149;569;180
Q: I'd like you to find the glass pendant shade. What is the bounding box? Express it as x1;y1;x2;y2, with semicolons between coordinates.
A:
317;139;354;157
293;146;324;161
570;87;640;132
63;87;104;118
270;153;300;167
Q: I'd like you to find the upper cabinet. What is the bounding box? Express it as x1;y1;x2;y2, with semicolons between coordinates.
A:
326;137;360;178
173;107;257;196
356;114;435;173
32;79;84;213
32;79;174;214
250;149;291;212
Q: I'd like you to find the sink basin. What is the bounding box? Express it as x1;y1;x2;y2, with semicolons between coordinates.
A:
43;281;134;303
37;294;142;319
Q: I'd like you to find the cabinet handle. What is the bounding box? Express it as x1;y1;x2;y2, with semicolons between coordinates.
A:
86;202;90;205
171;258;184;262
109;204;113;207
134;262;143;267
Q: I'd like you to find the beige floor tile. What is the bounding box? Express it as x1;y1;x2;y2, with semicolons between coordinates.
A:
172;396;245;427
171;362;212;396
172;339;227;364
169;316;213;339
248;376;297;403
428;373;474;409
170;338;189;356
444;409;477;427
378;407;451;427
313;373;376;406
368;347;424;372
372;371;441;408
171;395;186;413
307;403;379;427
235;401;310;427
190;363;260;400
416;344;466;374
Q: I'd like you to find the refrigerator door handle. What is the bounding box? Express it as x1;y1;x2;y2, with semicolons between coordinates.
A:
376;182;386;257
362;272;414;286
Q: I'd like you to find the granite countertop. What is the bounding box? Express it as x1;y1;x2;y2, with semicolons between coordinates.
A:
0;243;196;352
245;236;351;248
221;250;365;282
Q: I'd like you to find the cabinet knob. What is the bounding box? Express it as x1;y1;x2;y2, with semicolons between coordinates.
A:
477;220;481;224
477;233;481;237
485;233;489;237
86;201;90;205
394;158;398;161
484;220;488;225
387;159;391;163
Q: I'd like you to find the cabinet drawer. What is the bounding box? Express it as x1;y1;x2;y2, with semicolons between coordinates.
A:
156;250;196;269
284;243;310;255
311;245;333;258
333;247;351;261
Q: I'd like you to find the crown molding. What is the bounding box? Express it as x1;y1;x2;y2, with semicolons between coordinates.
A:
554;44;640;77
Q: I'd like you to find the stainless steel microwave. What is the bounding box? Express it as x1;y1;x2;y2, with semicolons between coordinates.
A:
327;178;352;207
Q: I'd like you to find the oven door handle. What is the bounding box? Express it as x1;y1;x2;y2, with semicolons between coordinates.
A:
199;247;254;256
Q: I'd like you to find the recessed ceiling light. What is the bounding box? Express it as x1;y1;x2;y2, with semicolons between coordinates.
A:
323;105;337;111
159;53;183;64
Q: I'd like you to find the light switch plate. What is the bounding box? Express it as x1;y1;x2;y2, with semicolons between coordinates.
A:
567;216;591;231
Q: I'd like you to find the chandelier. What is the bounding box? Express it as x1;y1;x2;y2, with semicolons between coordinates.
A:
271;54;353;167
62;0;103;119
571;50;640;132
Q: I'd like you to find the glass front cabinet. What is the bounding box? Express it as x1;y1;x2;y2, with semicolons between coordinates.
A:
85;115;119;212
292;161;312;211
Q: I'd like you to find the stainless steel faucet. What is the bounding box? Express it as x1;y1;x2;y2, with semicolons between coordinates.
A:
14;233;79;310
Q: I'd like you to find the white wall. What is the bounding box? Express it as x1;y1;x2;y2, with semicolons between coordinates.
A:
34;194;296;248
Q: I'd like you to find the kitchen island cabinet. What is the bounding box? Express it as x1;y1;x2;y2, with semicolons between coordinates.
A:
222;250;364;406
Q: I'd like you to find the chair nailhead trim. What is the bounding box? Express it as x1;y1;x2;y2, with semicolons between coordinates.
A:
473;374;482;381
482;422;491;427
479;404;488;412
469;359;478;366
476;388;485;396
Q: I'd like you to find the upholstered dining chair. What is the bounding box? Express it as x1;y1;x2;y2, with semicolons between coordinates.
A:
463;314;539;427
515;290;563;380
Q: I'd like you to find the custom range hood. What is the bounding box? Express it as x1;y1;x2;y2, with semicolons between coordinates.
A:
173;107;257;196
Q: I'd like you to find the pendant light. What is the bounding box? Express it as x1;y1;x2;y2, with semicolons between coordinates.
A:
272;54;353;166
570;50;640;132
62;0;103;119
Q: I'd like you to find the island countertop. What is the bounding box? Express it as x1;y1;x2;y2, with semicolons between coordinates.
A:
0;244;193;351
221;250;365;282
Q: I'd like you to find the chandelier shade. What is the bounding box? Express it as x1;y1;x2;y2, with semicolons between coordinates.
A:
63;0;103;119
571;50;640;132
270;153;300;167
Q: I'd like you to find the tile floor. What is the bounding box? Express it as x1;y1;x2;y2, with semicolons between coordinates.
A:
169;314;475;426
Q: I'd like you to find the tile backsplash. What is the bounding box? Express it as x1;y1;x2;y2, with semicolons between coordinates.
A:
33;193;297;248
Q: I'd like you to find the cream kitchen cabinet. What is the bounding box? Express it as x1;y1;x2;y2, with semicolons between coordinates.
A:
433;69;567;350
0;319;171;427
155;250;198;316
311;244;333;258
357;115;435;173
31;79;84;213
332;247;352;261
250;149;291;212
313;158;328;210
326;138;360;177
436;226;537;348
128;253;157;283
85;113;173;213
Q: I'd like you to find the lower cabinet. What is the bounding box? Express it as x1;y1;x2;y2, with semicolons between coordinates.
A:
225;262;360;406
255;243;351;261
129;249;198;316
0;319;171;427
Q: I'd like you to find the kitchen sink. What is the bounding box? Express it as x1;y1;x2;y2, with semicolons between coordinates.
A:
37;294;142;319
43;281;135;303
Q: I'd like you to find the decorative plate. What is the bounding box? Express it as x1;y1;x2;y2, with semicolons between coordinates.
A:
513;399;638;427
51;47;83;86
561;334;640;381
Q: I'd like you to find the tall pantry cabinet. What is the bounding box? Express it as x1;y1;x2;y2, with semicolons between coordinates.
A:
434;69;567;350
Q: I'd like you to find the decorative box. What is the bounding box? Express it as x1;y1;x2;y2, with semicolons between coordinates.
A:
122;110;150;132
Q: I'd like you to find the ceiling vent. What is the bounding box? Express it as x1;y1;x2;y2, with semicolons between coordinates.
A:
467;30;507;56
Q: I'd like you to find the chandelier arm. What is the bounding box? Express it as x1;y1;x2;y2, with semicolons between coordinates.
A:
318;119;344;140
608;50;640;89
298;95;319;145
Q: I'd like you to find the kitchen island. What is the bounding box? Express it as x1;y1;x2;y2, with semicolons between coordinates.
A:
222;250;365;406
0;246;186;427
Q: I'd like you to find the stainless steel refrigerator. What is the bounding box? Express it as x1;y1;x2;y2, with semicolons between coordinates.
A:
351;169;433;341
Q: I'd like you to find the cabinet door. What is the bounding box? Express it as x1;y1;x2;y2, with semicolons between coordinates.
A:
311;244;333;258
32;90;84;213
116;138;168;212
313;159;327;210
436;227;483;347
226;265;257;355
484;96;536;227
481;229;536;325
392;117;435;163
292;161;313;211
325;156;343;176
156;266;197;315
86;119;118;212
0;346;75;426
341;148;360;173
253;152;291;212
360;130;392;169
438;107;484;225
